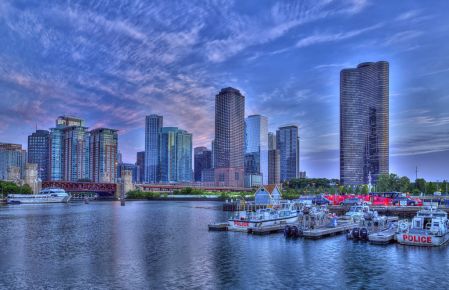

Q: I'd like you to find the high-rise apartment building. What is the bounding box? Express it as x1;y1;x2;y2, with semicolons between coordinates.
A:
194;146;207;182
145;115;163;183
56;115;85;127
117;163;141;183
268;149;280;185
268;132;276;150
340;61;389;185
62;126;90;181
136;151;145;183
211;140;215;168
159;127;192;182
28;130;50;181
117;151;123;164
213;87;245;187
276;126;300;182
0;143;27;180
244;115;268;185
89;128;118;183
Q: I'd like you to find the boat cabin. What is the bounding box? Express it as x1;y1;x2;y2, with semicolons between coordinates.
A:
412;208;448;231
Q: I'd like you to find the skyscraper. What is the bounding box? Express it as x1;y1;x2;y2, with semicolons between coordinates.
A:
268;132;276;150
136;151;145;183
268;149;280;185
117;150;123;164
194;146;207;182
159;127;192;182
340;61;389;185
213;87;245;187
244;115;268;185
0;143;27;180
28;130;50;181
62;126;90;181
276;126;300;182
145;115;163;183
89;128;118;183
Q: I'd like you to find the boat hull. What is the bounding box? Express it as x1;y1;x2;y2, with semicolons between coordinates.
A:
227;215;299;231
397;232;449;247
7;195;72;204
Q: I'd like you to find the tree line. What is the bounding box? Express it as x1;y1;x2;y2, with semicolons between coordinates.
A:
0;180;32;195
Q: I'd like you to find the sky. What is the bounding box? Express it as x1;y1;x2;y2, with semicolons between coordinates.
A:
0;0;448;181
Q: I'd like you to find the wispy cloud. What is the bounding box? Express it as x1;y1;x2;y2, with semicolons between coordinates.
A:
396;10;421;21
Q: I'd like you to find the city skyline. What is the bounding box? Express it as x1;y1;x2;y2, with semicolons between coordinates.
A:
0;1;448;181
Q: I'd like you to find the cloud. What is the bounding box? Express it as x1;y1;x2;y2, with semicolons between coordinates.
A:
391;132;449;156
295;23;383;48
396;10;421;21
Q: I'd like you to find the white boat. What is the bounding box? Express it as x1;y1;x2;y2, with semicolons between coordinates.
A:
7;188;72;204
341;205;370;220
396;207;449;246
227;200;299;231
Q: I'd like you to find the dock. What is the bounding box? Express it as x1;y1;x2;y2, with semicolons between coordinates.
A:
302;221;356;239
208;223;228;231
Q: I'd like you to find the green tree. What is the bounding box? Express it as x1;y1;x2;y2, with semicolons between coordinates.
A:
299;187;305;195
329;187;336;195
317;186;323;194
341;186;348;193
416;178;426;193
310;187;315;195
399;176;411;193
376;173;391;192
173;189;180;195
347;186;354;194
426;182;437;195
338;186;344;193
191;189;202;195
355;185;360;194
412;189;421;195
20;184;32;195
324;187;329;194
77;178;92;182
361;185;368;195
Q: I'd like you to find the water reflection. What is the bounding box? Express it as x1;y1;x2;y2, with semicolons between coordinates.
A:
1;201;448;289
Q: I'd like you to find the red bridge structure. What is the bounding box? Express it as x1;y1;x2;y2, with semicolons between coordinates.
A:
42;181;117;196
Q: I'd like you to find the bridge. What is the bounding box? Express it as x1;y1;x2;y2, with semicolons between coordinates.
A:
42;181;117;196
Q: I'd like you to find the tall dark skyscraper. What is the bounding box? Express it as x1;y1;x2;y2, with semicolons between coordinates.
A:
145;114;163;183
276;126;300;182
194;146;207;182
213;87;245;187
28;130;50;181
136;151;145;183
340;61;389;185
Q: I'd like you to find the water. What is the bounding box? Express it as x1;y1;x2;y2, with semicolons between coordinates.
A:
1;201;448;289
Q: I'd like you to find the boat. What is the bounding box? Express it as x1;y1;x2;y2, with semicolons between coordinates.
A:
285;205;337;237
396;207;449;246
347;211;392;241
7;188;72;204
341;205;370;220
227;200;299;231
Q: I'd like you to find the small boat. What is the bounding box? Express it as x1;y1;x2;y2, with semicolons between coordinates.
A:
396;207;449;246
341;205;370;220
227;200;298;231
285;205;337;237
7;188;72;204
347;211;392;241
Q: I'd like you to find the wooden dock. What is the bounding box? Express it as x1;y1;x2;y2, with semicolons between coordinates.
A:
302;222;356;239
208;223;228;231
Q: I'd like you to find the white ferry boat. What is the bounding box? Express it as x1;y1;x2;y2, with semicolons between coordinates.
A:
7;188;72;204
397;207;449;246
227;200;299;231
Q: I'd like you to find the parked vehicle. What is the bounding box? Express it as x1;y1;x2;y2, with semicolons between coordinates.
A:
392;196;416;206
311;196;331;205
340;197;366;206
411;197;422;206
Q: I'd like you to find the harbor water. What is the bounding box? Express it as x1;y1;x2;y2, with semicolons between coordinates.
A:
1;201;449;289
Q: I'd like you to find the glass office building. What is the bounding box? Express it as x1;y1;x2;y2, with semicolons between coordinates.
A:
268;132;276;150
49;127;64;181
0;143;27;180
159;127;192;182
117;163;141;183
340;61;389;185
244;115;268;185
28;130;50;181
276;126;300;182
136;151;145;184
62;126;90;181
89;128;118;183
145;115;163;183
194;146;207;182
213;87;245;187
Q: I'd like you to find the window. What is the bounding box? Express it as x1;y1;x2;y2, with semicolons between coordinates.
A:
235;172;239;180
219;173;225;181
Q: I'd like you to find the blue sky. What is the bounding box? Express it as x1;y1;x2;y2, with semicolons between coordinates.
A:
0;0;448;181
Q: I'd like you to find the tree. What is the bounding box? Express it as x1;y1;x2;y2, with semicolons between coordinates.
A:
361;185;368;195
376;173;391;192
191;189;202;195
299;188;305;195
399;176;411;193
426;182;437;195
416;178;426;193
310;187;315;195
20;184;32;195
341;186;348;193
355;185;360;194
77;178;92;182
173;190;180;195
338;186;344;193
412;189;421;195
324;187;329;194
329;187;336;195
347;186;354;194
317;186;323;194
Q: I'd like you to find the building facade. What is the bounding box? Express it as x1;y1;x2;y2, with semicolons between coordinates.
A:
244;115;268;185
194;146;207;182
28;130;50;181
0;143;27;180
136;151;145;184
268;132;276;150
213;87;245;187
145;115;163;183
117;163;141;183
62;126;90;181
268;149;280;185
340;61;389;185
89;128;118;183
276;126;300;182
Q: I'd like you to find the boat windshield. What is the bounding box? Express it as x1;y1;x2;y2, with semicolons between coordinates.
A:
349;207;356;212
279;212;285;217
